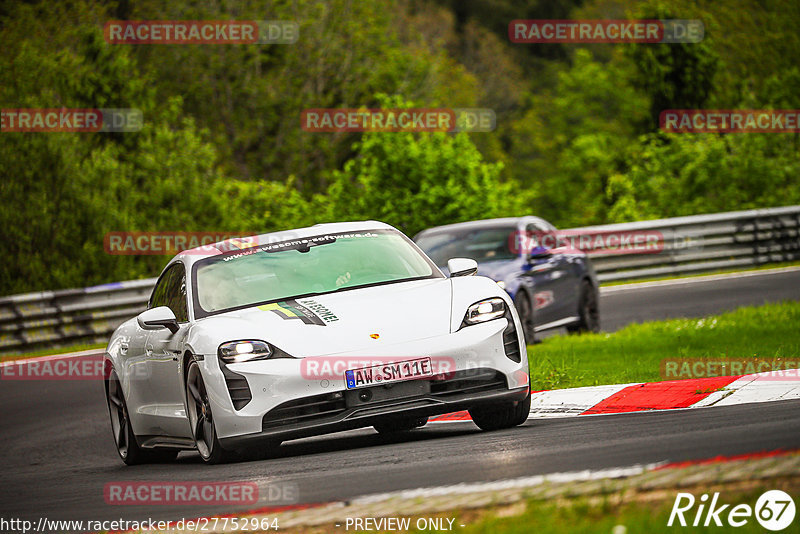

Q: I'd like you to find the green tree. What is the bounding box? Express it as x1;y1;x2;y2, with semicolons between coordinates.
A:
0;2;256;293
507;48;648;227
128;0;481;193
322;99;522;237
606;132;800;222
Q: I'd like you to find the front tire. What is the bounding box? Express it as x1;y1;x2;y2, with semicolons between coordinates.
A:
185;358;239;464
567;279;600;334
468;391;531;431
106;369;177;465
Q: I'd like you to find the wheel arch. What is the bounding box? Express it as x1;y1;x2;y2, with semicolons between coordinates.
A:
512;283;532;305
103;357;115;395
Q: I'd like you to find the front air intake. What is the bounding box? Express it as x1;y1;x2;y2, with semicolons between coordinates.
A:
220;363;252;410
502;308;522;362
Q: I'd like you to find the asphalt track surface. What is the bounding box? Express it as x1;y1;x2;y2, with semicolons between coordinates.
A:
1;268;799;526
599;268;800;332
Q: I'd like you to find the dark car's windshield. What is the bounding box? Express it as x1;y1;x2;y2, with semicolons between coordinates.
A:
415;225;520;267
192;229;440;317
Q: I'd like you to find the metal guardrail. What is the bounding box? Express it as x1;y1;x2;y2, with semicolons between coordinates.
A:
0;279;157;354
576;205;800;282
1;206;799;353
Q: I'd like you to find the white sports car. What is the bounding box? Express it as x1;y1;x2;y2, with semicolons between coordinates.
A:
104;222;531;464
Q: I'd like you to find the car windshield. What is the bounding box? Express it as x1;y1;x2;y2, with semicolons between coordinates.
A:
416;225;519;267
192;229;439;316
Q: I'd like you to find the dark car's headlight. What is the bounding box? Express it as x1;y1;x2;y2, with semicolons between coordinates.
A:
463;298;506;326
218;340;272;363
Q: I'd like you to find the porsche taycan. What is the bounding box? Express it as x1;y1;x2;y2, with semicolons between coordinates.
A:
104;221;531;464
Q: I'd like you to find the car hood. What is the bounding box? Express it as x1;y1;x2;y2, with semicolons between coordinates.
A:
191;278;452;357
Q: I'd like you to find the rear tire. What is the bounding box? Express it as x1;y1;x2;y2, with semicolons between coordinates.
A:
567;280;600;334
373;416;428;434
106;369;178;465
468;391;531;431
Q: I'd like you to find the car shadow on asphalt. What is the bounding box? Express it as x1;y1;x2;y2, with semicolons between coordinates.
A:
174;423;483;464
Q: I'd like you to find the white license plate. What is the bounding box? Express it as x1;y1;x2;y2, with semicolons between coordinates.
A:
344;358;432;389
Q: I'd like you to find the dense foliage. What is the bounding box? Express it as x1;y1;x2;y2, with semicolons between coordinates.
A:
1;0;798;293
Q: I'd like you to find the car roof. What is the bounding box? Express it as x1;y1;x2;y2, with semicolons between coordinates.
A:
414;216;554;238
169;220;396;269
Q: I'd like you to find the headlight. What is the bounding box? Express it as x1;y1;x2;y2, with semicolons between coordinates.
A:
218;340;272;363
463;298;506;325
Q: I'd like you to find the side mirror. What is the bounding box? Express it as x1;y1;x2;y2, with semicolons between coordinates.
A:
527;245;552;261
447;257;478;277
137;306;179;334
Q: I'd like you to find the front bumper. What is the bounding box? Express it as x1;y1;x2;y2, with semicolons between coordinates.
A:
219;370;528;449
205;317;529;442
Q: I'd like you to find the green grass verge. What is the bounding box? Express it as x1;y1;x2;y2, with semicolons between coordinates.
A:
451;489;784;534
0;342;106;361
600;260;800;287
527;300;800;391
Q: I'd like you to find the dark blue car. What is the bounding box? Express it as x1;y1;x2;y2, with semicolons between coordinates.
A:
414;217;600;343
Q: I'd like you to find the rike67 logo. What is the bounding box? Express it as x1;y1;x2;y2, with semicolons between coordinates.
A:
669;490;796;531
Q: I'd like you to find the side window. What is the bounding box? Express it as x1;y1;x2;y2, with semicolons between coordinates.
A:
169;268;189;322
524;224;541;250
148;263;189;322
149;267;174;309
527;223;557;250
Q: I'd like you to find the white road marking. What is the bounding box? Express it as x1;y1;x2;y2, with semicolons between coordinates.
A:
528;383;635;417
350;463;663;505
701;372;800;407
600;265;800;294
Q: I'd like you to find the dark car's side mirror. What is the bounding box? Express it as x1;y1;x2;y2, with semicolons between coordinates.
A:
527;245;552;261
447;257;478;277
137;306;179;334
